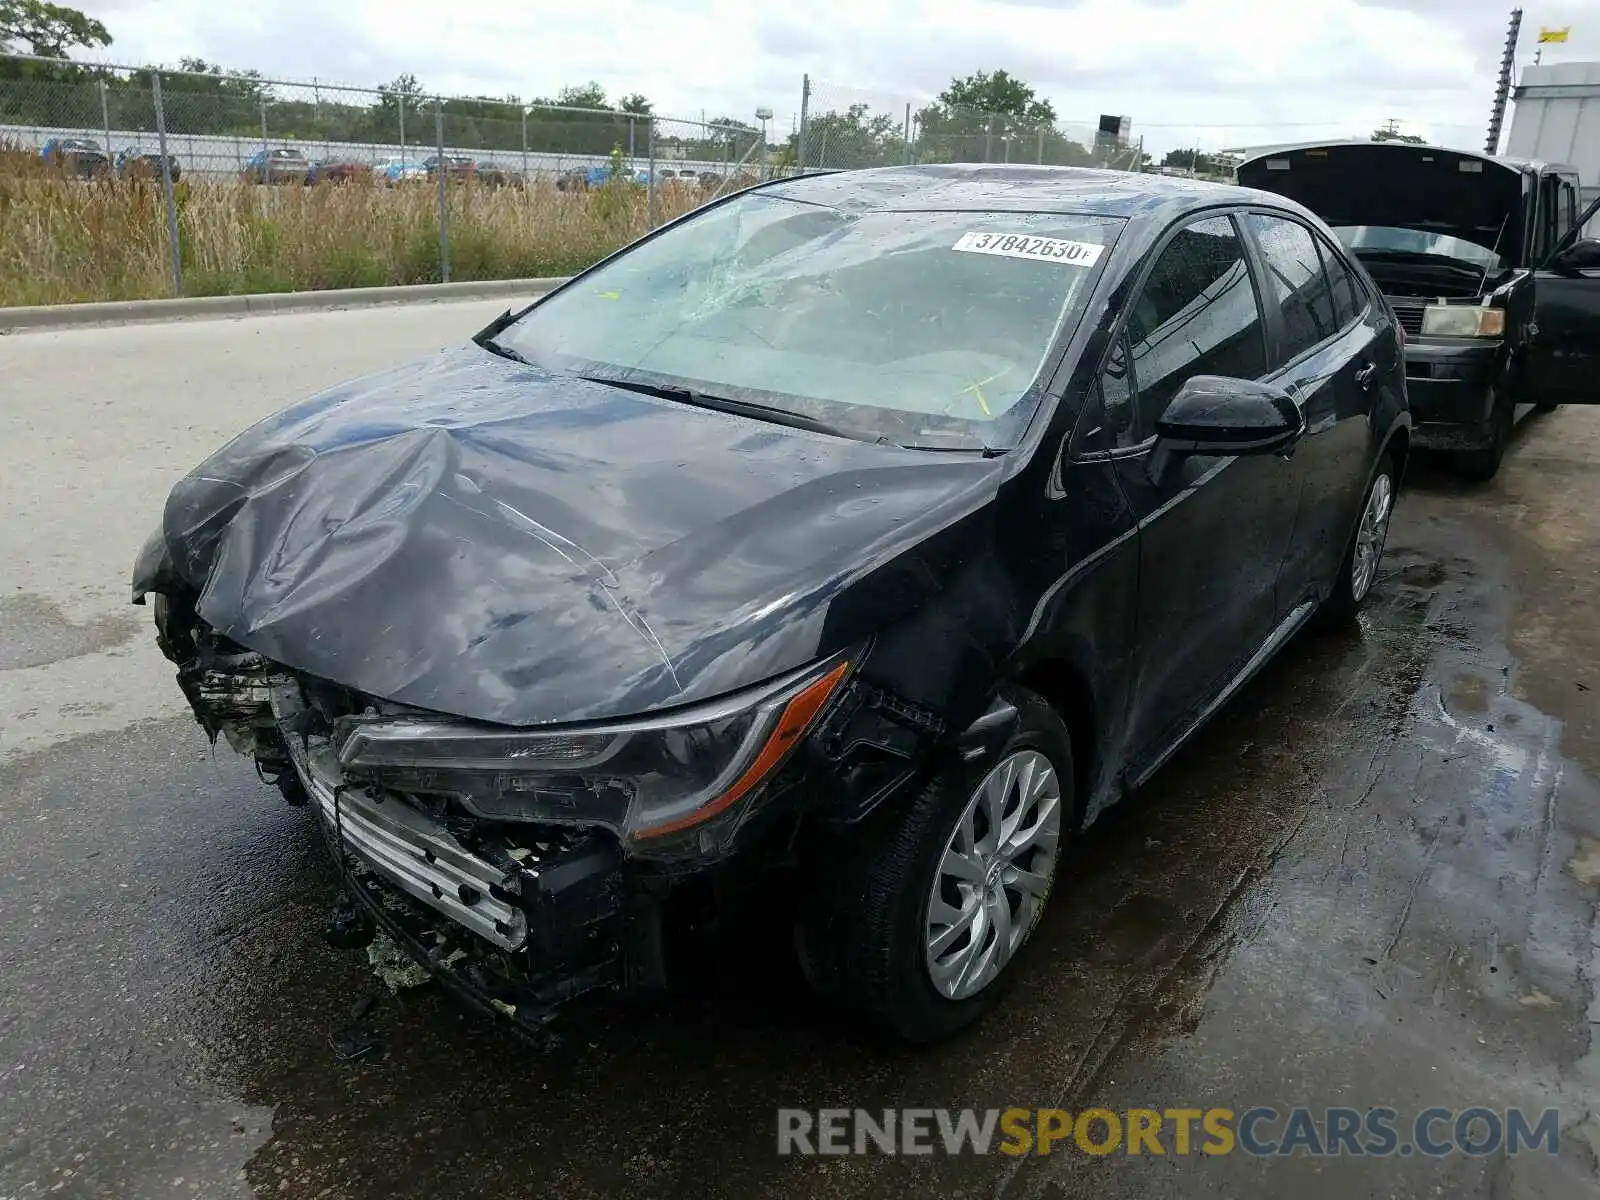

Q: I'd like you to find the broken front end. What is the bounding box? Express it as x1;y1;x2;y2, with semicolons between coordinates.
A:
138;581;909;1032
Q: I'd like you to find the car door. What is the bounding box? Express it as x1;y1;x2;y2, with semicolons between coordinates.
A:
1239;211;1389;607
1100;213;1303;772
1524;194;1600;407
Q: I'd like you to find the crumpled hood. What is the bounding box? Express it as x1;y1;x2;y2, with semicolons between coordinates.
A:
150;345;1000;725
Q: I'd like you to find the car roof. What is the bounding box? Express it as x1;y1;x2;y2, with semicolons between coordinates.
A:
762;164;1270;219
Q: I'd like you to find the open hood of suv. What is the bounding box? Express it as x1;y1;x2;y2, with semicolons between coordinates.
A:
1236;142;1525;259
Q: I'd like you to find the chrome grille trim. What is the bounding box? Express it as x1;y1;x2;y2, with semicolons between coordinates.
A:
269;683;528;951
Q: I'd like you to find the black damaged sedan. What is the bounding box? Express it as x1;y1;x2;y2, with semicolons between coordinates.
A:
133;165;1408;1043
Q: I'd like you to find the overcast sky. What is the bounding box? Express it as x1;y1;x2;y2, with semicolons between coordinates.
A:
76;0;1599;154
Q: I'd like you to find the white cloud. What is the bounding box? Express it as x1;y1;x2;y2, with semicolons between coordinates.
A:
71;0;1600;154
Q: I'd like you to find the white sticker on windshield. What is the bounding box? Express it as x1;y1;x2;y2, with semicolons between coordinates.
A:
952;231;1105;266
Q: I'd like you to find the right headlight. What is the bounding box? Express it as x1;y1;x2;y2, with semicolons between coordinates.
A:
1420;304;1505;339
335;654;854;847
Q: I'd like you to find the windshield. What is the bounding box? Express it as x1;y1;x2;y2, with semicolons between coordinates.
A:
497;193;1123;448
1332;225;1507;271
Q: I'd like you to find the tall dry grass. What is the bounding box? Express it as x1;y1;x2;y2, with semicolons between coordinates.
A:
0;150;708;307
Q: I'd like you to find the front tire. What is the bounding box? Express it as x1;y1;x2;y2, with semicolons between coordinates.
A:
798;688;1072;1043
1319;450;1397;627
1452;389;1513;482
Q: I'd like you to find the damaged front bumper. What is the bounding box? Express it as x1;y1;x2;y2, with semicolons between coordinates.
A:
142;592;908;1033
153;603;649;1031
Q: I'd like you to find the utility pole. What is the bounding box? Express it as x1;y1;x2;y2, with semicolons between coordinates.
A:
1487;8;1523;153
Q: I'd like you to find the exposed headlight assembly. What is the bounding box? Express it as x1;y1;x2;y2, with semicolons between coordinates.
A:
335;654;853;851
1420;304;1505;339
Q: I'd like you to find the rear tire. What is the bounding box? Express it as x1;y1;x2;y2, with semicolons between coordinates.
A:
1319;450;1397;627
797;687;1072;1043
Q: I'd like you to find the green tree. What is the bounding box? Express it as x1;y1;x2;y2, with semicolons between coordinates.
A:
1372;124;1425;144
554;82;607;110
519;81;644;159
618;93;651;115
937;69;1056;125
377;73;422;119
0;0;111;115
0;0;109;57
790;103;902;169
909;69;1087;166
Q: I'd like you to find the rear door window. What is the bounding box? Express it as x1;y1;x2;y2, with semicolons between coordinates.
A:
1242;213;1340;361
1315;234;1364;329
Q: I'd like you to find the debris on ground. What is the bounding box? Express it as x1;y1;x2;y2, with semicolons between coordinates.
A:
366;931;432;993
328;1022;386;1063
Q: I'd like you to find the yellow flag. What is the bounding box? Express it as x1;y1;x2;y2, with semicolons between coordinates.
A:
1537;26;1570;43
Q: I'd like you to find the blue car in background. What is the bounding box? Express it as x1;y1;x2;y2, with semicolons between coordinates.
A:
40;136;109;178
376;157;429;185
584;164;648;187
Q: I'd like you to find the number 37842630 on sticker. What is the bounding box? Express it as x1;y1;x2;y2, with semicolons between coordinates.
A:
952;231;1106;265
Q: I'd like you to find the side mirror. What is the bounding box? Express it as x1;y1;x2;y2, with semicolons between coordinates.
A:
1552;238;1600;273
1154;375;1305;457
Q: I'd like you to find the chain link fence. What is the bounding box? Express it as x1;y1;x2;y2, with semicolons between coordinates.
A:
0;53;771;302
1;52;1495;306
794;78;1145;173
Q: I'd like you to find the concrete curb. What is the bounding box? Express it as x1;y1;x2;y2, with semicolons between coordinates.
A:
0;277;573;333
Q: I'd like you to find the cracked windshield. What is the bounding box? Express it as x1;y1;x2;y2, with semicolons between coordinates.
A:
500;195;1122;447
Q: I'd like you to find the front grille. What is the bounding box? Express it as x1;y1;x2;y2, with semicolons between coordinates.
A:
269;680;531;950
1388;299;1426;338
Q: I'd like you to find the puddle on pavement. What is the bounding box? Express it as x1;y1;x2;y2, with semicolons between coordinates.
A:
0;592;139;671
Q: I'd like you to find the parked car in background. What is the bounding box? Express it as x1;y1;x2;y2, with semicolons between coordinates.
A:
309;158;373;185
244;147;311;184
1239;141;1600;480
134;165;1410;1045
115;148;181;182
424;154;477;182
556;167;590;191
40;137;109;178
376;157;428;185
579;163;648;188
474;161;513;188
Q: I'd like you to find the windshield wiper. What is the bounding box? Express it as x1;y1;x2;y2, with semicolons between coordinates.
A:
578;374;877;443
899;442;1006;457
473;308;531;364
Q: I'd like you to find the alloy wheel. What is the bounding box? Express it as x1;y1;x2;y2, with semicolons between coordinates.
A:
924;749;1063;1001
1351;471;1394;602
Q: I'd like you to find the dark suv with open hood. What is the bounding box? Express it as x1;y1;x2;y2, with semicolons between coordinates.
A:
1239;141;1600;479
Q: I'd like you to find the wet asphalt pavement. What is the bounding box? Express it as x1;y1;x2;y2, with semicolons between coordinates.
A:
5;306;1600;1198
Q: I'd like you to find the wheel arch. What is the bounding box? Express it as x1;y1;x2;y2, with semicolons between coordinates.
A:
1383;422;1411;489
1012;657;1098;828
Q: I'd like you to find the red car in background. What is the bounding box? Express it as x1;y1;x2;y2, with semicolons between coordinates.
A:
310;159;374;184
424;154;477;182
